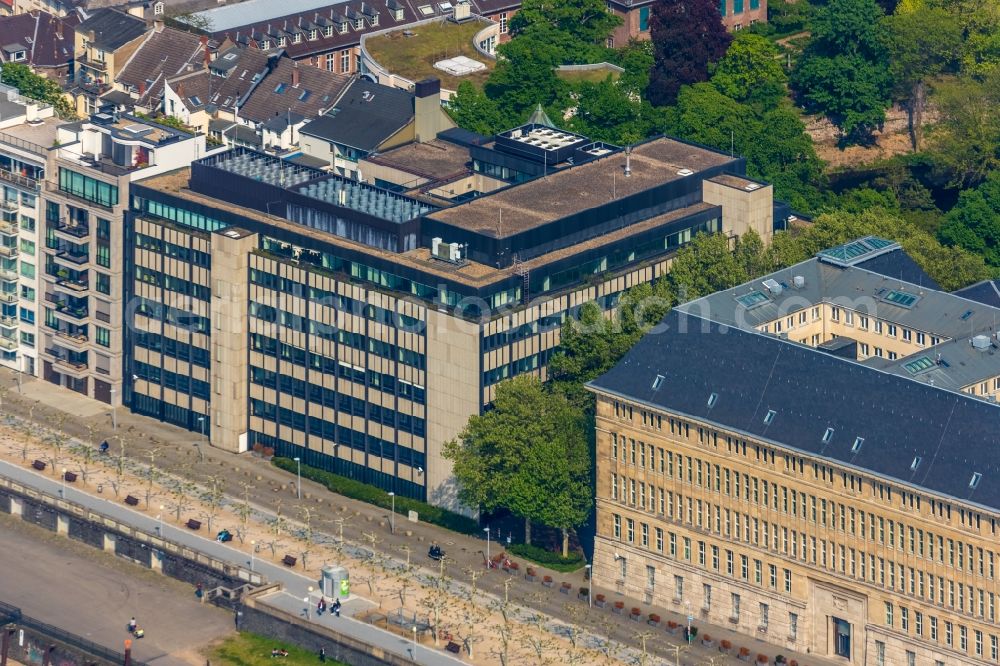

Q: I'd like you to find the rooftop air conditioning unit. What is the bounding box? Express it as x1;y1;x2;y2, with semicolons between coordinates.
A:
972;335;990;350
793;275;805;289
762;278;783;295
677;168;694;177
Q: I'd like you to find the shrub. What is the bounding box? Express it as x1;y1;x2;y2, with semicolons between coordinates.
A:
756;654;768;664
702;634;711;642
667;620;678;628
738;647;750;656
688;627;698;639
789;660;798;666
630;607;641;616
580;587;589;596
649;613;661;623
721;640;732;649
272;457;479;533
526;567;536;577
775;656;786;665
543;575;553;583
613;601;625;609
508;543;586;572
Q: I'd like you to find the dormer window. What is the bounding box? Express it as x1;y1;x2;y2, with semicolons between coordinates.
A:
261;39;272;49
339;21;349;33
355;17;364;29
293;32;302;43
11;50;26;62
277;36;286;47
324;25;334;37
309;29;318;40
393;7;404;20
153;1;164;15
370;12;379;25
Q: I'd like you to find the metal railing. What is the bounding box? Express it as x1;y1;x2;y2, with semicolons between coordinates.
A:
0;166;41;191
0;599;144;665
0;130;49;156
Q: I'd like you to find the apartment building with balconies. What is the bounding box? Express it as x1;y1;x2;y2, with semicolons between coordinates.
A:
39;111;207;404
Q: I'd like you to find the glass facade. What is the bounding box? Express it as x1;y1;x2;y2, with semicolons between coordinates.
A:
58;168;118;207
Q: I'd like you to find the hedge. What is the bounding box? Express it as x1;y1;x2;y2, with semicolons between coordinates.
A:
272;457;479;534
509;542;587;572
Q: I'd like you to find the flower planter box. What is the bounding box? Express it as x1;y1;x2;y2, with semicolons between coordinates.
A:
560;582;572;594
702;638;715;648
756;655;769;665
542;576;554;588
737;647;752;662
612;601;625;614
647;614;661;626
666;621;679;634
595;594;607;608
629;608;641;621
719;640;732;654
578;587;589;601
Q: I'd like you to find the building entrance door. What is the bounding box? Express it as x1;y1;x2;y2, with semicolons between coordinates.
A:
833;617;851;658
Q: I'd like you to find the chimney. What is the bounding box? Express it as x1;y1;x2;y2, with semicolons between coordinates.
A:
292;61;300;88
154;19;165;32
413;78;445;143
203;44;211;69
177;82;184;98
55;19;63;41
139;81;146;96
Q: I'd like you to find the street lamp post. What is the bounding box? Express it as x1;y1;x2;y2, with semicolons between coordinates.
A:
158;504;165;534
110;388;118;430
585;564;592;608
198;416;205;441
250;540;256;571
685;600;693;644
60;468;66;497
388;492;395;534
293;457;302;500
484;527;491;566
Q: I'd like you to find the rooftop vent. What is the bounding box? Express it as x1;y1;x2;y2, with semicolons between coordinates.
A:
972;335;990;350
792;275;805;289
763;409;776;425
744;183;761;191
970;472;982;490
910;456;921;471
652;374;665;390
707;392;718;408
676;168;694;177
851;437;863;453
762;278;783;295
822;427;834;444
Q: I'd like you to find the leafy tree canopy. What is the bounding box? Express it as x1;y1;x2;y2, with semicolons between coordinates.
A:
0;62;75;119
446;81;507;136
509;0;622;59
926;71;1000;188
646;0;732;106
937;171;1000;268
790;0;892;143
710;32;787;107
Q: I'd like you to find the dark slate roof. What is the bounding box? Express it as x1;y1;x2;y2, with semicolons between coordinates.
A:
299;78;412;152
855;247;940;290
116;26;204;109
235;57;351;125
0;10;78;71
953;280;1000;309
77;7;147;51
590;309;1000;513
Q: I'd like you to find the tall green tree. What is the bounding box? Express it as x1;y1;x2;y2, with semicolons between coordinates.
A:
509;0;622;60
927;72;1000;188
443;376;591;551
446;82;506;136
790;0;892;143
710;32;787;107
937;171;1000;268
646;0;732;106
0;62;75;119
484;32;567;123
885;7;962;150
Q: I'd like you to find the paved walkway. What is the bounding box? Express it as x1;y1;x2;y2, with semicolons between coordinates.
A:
0;370;839;666
0;511;233;665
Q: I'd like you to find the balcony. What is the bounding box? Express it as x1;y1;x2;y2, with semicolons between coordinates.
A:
0;292;17;304
45;294;88;321
52;220;90;240
0;220;16;235
0;268;16;282
52;328;89;350
43;347;89;376
54;275;89;293
76;55;108;73
54;249;89;266
0;200;17;212
0;166;40;192
0;245;18;259
0;315;16;329
0;337;16;351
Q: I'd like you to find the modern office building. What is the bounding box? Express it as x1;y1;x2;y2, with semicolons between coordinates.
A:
589;238;1000;665
125;127;774;507
0;85;59;379
38;111;207;403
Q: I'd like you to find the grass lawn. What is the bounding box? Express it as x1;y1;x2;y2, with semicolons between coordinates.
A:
364;20;493;91
207;632;350;666
555;67;621;85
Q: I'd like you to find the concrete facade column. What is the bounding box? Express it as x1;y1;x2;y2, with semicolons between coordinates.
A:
209;227;257;454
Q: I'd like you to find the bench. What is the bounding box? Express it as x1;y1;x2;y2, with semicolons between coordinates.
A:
446;641;461;654
124;495;139;506
31;460;46;471
186;519;202;531
63;471;77;482
282;554;297;567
